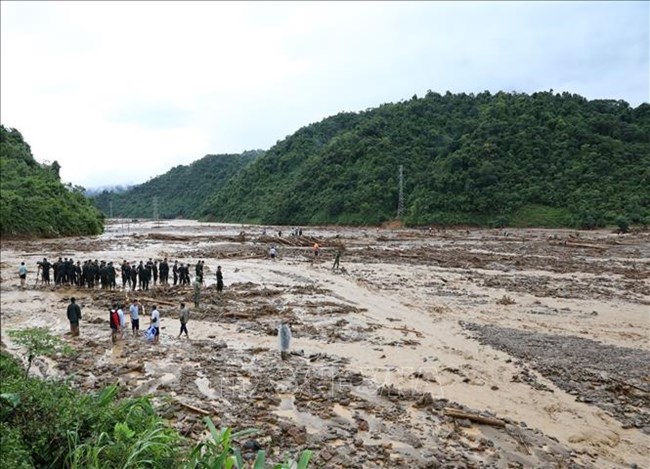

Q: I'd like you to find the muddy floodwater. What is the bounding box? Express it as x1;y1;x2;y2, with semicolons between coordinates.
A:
1;220;649;468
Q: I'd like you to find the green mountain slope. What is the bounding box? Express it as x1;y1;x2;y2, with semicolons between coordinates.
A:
0;126;104;237
92;150;263;219
200;91;649;227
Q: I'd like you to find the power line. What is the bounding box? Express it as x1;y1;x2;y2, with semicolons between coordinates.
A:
397;164;404;219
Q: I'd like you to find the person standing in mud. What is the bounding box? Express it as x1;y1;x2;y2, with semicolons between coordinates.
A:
18;262;28;289
150;305;161;345
53;258;61;285
109;303;120;344
130;262;138;290
74;261;82;286
216;266;224;294
145;258;153;283
178;302;190;339
332;249;342;271
64;258;74;285
193;277;201;308
129;299;140;336
121;261;129;289
152;260;158;286
108;262;117;290
159;258;169;284
67;297;82;337
39;258;52;285
172;261;179;286
137;261;146;290
99;261;108;289
141;265;151;291
180;263;190;285
93;260;101;287
82;261;90;288
117;303;126;340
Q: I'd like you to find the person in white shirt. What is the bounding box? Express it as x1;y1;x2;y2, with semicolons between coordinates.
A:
117;304;126;339
150;305;161;344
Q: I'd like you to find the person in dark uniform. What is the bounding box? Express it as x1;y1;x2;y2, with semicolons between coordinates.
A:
39;258;52;285
152;261;158;286
216;266;224;294
66;297;82;337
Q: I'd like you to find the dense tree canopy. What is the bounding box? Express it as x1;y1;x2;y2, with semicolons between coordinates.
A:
92;91;649;228
200;91;649;228
92;150;263;219
0;126;104;237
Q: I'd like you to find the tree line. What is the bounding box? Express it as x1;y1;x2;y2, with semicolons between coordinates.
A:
199;91;649;228
0;126;104;237
97;91;648;229
91;150;263;220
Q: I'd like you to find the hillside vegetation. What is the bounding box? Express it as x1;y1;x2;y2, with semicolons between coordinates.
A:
94;91;649;228
201;91;649;228
92;150;262;219
0;126;104;237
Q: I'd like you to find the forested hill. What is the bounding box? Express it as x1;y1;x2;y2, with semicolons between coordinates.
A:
200;91;649;228
91;150;263;219
0;126;104;237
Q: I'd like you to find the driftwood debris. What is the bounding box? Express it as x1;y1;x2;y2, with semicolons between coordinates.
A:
609;376;650;394
177;400;211;415
115;363;145;375
390;325;425;338
550;241;607;251
444;408;506;428
136;297;177;307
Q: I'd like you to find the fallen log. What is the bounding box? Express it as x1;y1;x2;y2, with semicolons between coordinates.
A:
550;241;607;251
390;325;424;338
222;311;254;319
136;297;177;307
177;400;211;415
609;376;650;394
565;242;607;250
444;408;506;427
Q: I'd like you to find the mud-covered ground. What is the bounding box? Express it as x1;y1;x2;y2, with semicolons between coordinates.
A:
1;220;649;468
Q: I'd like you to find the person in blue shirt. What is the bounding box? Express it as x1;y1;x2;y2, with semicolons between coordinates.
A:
18;262;28;289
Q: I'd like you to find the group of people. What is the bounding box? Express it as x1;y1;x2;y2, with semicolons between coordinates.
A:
67;296;192;345
27;257;210;291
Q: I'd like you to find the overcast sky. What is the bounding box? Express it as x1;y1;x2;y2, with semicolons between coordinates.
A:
1;1;648;188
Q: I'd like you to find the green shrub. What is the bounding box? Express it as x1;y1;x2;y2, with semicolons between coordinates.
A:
0;352;312;468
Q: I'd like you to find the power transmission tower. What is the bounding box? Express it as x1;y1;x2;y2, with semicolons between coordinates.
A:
396;165;404;219
109;201;113;219
152;196;159;224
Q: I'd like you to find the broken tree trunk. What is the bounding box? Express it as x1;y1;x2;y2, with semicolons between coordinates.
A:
444;408;506;427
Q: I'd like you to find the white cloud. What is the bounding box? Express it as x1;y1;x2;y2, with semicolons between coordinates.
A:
1;1;648;188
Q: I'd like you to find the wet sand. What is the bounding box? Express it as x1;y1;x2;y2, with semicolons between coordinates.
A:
1;220;649;467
